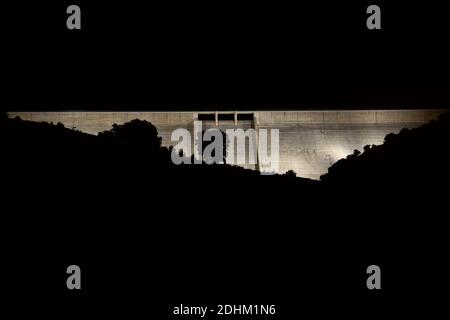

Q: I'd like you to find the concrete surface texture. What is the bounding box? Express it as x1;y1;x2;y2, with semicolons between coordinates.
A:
9;110;446;179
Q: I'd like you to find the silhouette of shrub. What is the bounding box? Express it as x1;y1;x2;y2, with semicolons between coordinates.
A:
285;170;297;177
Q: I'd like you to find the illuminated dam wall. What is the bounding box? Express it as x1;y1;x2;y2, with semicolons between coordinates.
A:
9;110;446;179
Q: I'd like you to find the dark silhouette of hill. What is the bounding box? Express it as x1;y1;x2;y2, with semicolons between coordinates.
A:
320;113;450;224
322;112;450;189
1;111;449;303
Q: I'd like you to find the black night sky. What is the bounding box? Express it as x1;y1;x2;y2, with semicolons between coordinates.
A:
4;1;450;110
3;1;450;312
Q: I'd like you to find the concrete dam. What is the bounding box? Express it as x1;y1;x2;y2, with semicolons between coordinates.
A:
9;110;446;180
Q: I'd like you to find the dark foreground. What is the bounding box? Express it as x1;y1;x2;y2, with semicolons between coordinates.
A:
1;112;450;316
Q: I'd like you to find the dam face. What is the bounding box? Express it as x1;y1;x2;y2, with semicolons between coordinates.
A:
9;110;446;180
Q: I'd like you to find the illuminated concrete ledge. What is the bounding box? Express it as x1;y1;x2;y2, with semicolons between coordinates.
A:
9;110;447;179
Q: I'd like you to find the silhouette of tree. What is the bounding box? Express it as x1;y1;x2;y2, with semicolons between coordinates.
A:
98;119;162;153
195;128;229;164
